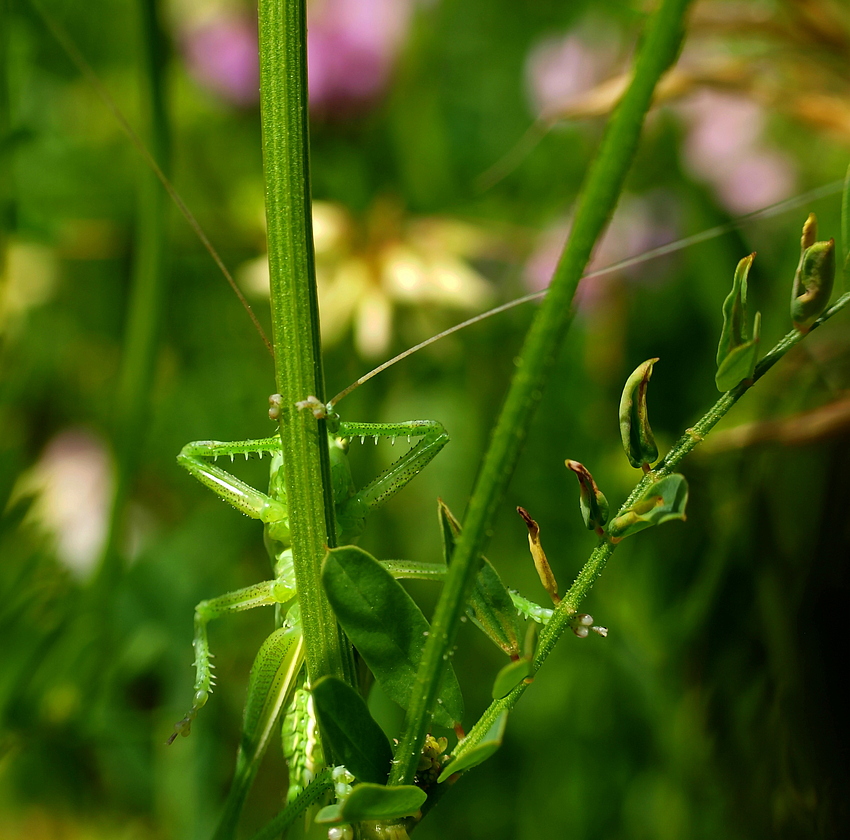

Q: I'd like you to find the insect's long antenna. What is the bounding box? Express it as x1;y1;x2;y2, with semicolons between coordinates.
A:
29;0;275;357
330;177;845;407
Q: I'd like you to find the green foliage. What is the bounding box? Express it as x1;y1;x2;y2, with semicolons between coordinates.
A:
4;0;850;838
311;676;392;785
491;658;533;700
606;474;689;540
438;711;508;783
322;546;463;728
439;500;522;658
320;783;426;823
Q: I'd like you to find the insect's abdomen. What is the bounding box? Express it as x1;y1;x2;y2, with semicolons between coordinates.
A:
281;685;324;802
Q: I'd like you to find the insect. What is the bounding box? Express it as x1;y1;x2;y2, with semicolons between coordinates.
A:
167;396;449;831
23;9;844;836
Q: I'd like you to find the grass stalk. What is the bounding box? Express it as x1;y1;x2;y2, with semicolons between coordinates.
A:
257;0;353;686
389;0;694;786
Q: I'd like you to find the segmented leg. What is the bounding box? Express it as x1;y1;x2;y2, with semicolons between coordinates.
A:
334;419;449;541
168;578;297;743
170;437;296;743
177;437;289;540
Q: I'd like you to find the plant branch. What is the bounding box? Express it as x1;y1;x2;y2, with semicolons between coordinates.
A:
258;0;353;686
389;0;694;787
452;290;850;763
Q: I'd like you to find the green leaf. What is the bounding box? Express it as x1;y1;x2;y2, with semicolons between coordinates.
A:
607;473;689;540
619;359;659;468
439;501;522;658
322;546;463;729
437;711;508;783
716;254;761;391
314;803;344;824
311;677;392;785
491;658;533;699
339;783;426;822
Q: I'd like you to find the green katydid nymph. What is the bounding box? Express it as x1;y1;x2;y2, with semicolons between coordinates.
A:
167;392;450;830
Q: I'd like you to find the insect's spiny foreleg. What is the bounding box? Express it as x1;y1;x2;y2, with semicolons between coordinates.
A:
177;437;286;524
334;420;449;542
340;419;449;507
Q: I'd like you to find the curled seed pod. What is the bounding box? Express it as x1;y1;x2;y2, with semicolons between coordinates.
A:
715;253;761;392
565;460;609;531
517;507;560;605
619;359;659;469
790;214;835;331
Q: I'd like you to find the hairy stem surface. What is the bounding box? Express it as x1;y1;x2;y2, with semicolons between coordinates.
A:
258;0;353;686
390;0;694;786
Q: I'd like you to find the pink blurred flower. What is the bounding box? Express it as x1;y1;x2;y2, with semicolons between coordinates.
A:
308;0;414;114
525;28;620;118
22;430;113;580
523;194;677;312
181;0;414;113
679;90;796;214
183;13;260;106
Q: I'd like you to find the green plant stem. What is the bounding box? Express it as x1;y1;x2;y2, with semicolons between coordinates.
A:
452;291;850;763
389;0;694;787
93;0;170;598
257;0;353;687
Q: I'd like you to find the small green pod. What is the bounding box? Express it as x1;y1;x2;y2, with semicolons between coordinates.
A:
565;460;609;531
791;219;836;331
715;253;761;392
619;358;659;469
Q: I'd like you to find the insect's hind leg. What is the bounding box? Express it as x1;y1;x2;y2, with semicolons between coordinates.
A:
168;577;296;744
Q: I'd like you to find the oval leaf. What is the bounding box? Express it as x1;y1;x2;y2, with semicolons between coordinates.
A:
607;473;689;540
437;711;507;783
492;658;533;700
314;803;344;824
439;500;521;657
322;546;463;728
339;783;426;822
311;677;392;785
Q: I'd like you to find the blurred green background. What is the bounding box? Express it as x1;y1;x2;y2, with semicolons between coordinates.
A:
2;0;849;837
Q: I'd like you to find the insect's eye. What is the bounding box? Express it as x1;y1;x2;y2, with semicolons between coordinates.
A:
325;410;341;434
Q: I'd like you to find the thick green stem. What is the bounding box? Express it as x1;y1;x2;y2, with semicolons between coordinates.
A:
257;0;353;686
454;291;850;761
389;0;694;787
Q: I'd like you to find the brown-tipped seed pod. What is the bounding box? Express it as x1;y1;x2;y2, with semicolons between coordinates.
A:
791;233;836;331
619;358;659;469
565;460;609;532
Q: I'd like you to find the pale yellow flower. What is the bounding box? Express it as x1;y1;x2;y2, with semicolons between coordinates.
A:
241;197;496;359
